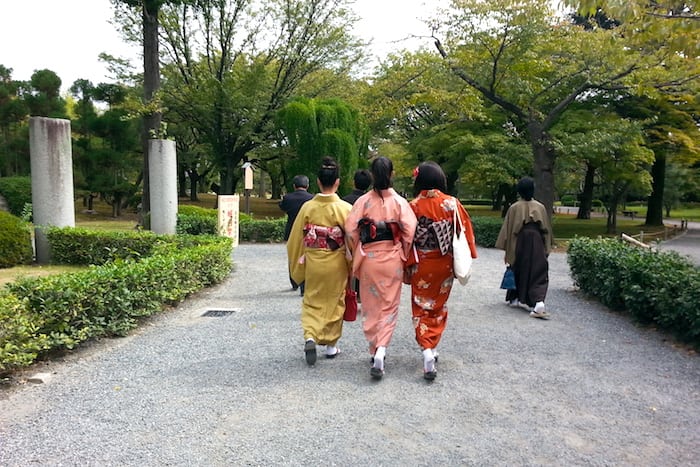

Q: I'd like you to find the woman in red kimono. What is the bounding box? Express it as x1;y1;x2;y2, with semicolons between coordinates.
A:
406;162;477;381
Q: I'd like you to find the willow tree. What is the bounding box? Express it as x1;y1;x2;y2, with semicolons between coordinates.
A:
277;97;369;195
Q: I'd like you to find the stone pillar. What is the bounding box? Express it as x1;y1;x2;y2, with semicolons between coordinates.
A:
148;139;178;235
29;117;75;264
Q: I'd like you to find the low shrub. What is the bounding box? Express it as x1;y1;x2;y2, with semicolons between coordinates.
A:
46;227;166;265
0;176;32;216
3;232;232;363
177;205;218;235
567;236;700;348
0;292;50;374
560;195;576;206
471;216;503;248
240;217;286;242
0;211;34;268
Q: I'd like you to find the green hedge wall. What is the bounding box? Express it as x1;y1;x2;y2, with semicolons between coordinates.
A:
470;216;503;248
0;176;32;216
567;236;700;348
1;230;232;374
0;211;33;268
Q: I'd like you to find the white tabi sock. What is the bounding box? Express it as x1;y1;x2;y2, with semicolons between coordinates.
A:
423;349;435;372
373;346;386;370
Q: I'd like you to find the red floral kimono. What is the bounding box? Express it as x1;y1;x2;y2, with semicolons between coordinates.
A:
407;190;477;350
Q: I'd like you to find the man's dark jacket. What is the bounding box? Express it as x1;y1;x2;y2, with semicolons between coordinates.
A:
342;189;365;206
279;189;314;240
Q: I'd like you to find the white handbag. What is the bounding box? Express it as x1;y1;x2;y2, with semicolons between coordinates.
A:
452;203;472;286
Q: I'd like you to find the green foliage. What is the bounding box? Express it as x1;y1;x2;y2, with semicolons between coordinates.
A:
567;237;700;348
470;216;504;248
45;227;166;265
239;217;286;243
3;233;232;364
0;211;33;268
0;292;50;374
560;195;577;206
177;205;218;235
0;176;32;216
277;97;368;194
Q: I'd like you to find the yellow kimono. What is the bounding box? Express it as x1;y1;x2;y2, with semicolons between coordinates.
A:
287;194;352;346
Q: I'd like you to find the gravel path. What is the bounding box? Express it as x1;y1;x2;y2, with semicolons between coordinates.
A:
1;243;698;466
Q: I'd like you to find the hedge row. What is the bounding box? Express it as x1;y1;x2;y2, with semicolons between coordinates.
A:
0;211;33;268
567;236;700;348
0;176;32;217
0;230;233;374
177;205;500;246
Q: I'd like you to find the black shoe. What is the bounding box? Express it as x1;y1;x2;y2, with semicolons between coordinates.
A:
304;340;316;366
424;370;437;381
370;367;384;380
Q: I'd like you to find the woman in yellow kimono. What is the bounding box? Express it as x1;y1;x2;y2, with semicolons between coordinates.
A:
345;157;418;380
287;157;352;366
406;161;477;381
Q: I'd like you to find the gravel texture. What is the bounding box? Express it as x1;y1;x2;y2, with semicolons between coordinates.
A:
1;242;698;466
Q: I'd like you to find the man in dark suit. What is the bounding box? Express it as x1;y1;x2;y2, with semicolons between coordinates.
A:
342;169;372;205
279;175;314;294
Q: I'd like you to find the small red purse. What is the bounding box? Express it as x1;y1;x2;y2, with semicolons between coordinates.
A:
343;288;358;321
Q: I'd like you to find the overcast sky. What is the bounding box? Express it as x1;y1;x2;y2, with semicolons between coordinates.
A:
0;0;444;94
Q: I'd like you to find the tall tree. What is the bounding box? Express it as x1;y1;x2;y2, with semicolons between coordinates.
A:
0;66;29;177
277;97;368;195
112;0;182;225
611;94;700;225
431;0;697;220
155;0;364;195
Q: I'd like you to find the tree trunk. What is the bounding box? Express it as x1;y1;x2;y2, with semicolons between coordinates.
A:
189;169;200;201
577;164;596;220
528;122;556;221
645;152;666;226
606;198;619;234
178;168;187;198
141;0;162;228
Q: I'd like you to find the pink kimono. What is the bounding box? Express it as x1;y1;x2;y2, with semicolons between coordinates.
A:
345;188;417;356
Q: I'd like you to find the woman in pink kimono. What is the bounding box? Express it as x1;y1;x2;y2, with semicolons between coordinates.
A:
345;157;417;380
287;157;352;366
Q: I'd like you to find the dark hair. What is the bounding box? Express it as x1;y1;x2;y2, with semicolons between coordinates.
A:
413;161;447;197
517;176;535;201
317;156;339;188
353;169;372;191
292;174;309;189
370;157;393;201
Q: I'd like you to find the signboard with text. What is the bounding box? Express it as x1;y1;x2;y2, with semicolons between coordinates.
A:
218;194;239;247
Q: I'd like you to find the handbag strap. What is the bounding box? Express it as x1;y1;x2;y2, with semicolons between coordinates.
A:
453;198;462;236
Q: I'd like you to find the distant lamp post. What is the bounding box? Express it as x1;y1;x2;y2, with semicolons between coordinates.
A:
242;162;254;214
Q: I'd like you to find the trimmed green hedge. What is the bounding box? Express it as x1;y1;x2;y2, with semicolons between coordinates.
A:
1;229;232;374
0;211;33;268
470;216;503;248
0;176;32;217
46;227;167;264
240;217;286;243
567;236;700;348
177;205;218;235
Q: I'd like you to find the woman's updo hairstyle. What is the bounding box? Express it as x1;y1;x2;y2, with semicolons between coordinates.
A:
317;156;339;188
